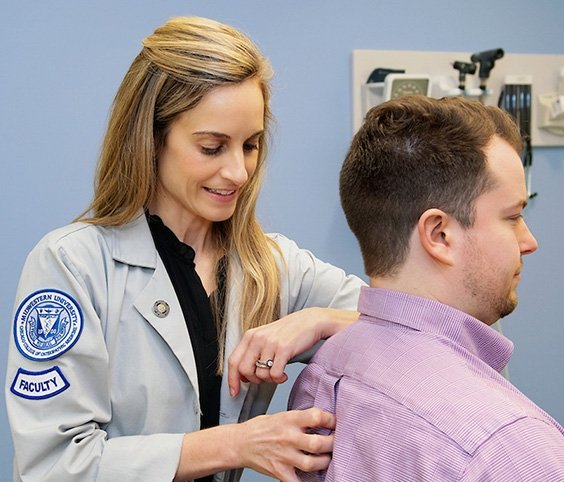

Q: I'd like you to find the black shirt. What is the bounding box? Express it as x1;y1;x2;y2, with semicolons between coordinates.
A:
147;213;224;482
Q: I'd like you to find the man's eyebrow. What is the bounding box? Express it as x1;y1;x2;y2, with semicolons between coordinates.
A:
502;199;528;214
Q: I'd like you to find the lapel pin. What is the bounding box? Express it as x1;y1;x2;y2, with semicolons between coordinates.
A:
152;300;170;318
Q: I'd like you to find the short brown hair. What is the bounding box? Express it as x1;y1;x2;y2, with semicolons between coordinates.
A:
340;95;522;278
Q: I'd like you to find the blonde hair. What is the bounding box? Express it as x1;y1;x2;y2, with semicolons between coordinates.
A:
77;17;281;366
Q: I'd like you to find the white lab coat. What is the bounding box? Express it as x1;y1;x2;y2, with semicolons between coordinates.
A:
5;213;364;482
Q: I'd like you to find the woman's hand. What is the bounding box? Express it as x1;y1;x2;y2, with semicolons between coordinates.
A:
228;307;358;397
236;408;336;482
174;408;335;481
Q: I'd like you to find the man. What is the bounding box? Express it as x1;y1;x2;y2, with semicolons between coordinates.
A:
289;96;564;481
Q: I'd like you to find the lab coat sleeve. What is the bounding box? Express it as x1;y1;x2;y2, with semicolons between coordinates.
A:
269;233;365;315
5;227;183;482
269;234;365;364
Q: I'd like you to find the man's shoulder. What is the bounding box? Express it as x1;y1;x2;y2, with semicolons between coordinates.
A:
309;320;542;454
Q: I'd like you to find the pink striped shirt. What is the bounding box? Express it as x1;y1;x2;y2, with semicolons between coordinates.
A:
289;287;564;481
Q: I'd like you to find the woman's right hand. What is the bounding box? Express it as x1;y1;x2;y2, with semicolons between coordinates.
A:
174;407;335;481
236;407;336;482
228;307;359;397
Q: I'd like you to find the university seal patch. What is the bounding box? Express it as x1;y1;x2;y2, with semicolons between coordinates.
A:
14;289;83;361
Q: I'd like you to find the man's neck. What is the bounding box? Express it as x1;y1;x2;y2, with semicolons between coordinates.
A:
369;275;437;300
369;275;499;326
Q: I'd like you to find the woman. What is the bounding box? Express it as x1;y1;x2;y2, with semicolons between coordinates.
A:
6;17;364;482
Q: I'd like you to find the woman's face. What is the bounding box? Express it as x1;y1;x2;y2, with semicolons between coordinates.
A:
151;78;264;234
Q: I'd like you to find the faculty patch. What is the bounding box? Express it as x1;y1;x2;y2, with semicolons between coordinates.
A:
14;289;83;361
10;366;70;400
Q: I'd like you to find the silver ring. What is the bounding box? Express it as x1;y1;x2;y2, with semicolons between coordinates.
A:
255;358;274;369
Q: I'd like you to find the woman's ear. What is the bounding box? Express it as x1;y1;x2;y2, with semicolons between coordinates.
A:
417;208;456;266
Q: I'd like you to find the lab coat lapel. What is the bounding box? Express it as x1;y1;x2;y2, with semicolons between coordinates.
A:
133;259;200;399
111;212;200;398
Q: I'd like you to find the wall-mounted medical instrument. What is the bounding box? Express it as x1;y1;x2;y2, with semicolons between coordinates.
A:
441;60;483;99
452;61;477;91
428;48;504;101
366;67;405;83
499;75;536;198
383;73;431;99
471;48;505;103
538;67;564;136
362;67;432;112
353;49;564;148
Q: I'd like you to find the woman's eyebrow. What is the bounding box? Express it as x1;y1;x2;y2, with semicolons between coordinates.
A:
192;131;230;139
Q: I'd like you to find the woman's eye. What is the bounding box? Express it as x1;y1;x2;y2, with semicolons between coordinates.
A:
201;145;223;156
243;143;259;153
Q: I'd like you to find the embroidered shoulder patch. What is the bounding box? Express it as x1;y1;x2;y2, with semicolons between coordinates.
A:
10;366;70;400
14;289;83;361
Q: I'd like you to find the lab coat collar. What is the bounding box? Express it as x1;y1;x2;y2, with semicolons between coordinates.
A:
109;211;158;269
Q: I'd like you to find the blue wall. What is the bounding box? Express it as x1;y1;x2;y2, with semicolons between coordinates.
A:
1;1;562;480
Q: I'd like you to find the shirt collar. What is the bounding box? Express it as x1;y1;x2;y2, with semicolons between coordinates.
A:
357;286;513;373
146;212;196;264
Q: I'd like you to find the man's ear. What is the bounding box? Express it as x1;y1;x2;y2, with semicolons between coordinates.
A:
417;208;456;266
